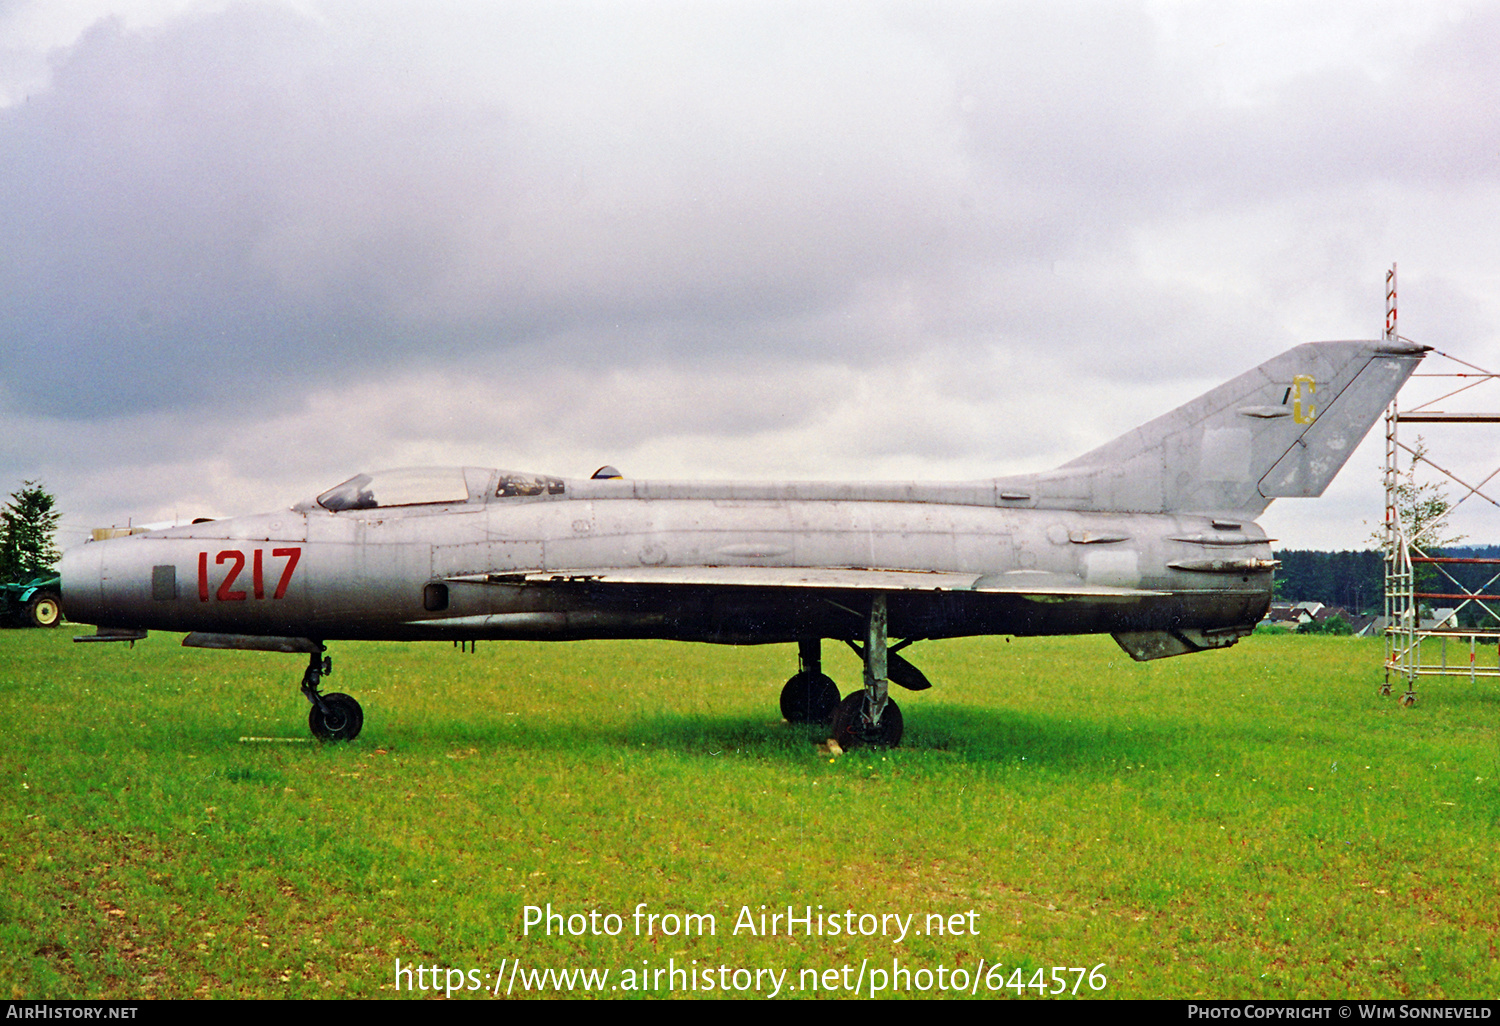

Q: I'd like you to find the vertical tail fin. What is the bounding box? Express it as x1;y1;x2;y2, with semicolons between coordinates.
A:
1026;340;1427;516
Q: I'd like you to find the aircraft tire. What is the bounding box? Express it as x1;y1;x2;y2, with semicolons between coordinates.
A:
780;672;840;723
829;693;902;750
309;692;364;741
24;592;62;628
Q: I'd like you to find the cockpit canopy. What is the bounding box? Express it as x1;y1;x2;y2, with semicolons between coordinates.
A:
317;467;469;511
313;467;564;511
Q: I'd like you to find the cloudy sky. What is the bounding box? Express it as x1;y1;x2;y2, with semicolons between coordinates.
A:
4;0;1499;552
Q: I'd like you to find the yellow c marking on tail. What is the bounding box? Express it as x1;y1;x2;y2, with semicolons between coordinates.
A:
1292;375;1317;424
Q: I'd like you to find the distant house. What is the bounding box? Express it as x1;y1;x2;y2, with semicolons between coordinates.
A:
1387;607;1460;629
1293;601;1325;620
1286;604;1358;634
1262;601;1315;630
1422;608;1458;630
1262;602;1294;629
1310;605;1382;635
1261;601;1385;636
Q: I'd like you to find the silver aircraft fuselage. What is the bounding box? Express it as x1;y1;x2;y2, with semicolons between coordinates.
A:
62;475;1273;649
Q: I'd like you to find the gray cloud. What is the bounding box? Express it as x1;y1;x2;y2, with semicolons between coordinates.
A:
2;1;1498;549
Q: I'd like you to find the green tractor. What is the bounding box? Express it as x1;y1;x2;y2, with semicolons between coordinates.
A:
2;575;63;628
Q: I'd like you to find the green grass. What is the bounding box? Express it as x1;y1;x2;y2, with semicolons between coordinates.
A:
2;629;1497;999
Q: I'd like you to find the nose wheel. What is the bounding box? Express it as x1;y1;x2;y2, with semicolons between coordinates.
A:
300;649;363;741
309;692;364;741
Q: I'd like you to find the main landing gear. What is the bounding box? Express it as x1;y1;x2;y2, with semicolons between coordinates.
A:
780;638;841;723
300;648;363;741
779;595;919;749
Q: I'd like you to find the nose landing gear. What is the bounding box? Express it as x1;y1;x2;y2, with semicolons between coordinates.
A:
300;649;363;741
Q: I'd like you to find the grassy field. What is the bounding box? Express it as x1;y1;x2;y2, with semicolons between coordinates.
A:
2;628;1497;1000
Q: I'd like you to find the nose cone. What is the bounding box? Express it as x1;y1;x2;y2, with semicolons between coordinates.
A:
59;541;104;626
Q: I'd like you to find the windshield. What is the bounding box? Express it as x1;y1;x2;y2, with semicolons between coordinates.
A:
317;468;471;511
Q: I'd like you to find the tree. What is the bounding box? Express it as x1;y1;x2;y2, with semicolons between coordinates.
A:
1274;549;1385;613
1371;438;1474;629
1384;439;1465;556
0;481;62;581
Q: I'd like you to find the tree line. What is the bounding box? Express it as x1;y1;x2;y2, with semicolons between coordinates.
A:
1275;546;1500;615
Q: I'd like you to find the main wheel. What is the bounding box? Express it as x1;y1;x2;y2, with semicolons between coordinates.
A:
780;672;841;723
24;592;62;628
309;692;364;741
829;693;903;749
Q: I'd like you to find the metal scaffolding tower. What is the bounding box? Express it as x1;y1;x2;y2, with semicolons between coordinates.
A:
1381;264;1500;704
